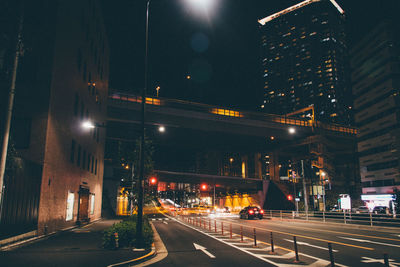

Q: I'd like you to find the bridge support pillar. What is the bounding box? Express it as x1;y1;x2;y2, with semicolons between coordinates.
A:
269;151;280;182
254;153;262;179
241;155;248;178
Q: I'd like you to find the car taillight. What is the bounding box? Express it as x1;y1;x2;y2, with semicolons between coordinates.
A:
249;210;254;214
260;209;264;214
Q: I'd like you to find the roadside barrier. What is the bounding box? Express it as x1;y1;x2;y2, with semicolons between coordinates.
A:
293;236;299;263
253;228;257;247
270;232;274;253
384;253;389;266
263;209;400;227
328;243;335;266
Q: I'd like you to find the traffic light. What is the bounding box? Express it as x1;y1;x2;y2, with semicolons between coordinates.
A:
287;194;293;201
200;184;208;191
149;177;157;185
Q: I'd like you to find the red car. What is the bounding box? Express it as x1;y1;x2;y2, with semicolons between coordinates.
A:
239;206;264;219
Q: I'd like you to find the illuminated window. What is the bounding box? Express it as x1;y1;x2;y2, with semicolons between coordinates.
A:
211;108;243;118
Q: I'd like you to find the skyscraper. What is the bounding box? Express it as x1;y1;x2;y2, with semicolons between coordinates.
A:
258;0;351;125
352;20;400;195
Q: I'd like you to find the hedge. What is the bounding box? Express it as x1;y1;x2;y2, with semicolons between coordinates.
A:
103;215;154;249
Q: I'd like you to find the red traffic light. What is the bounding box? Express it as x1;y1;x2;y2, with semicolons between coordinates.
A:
200;184;208;191
287;195;293;201
150;177;157;185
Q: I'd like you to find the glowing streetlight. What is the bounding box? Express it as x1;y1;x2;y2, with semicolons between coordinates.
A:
82;121;96;129
158;126;165;133
289;127;296;134
155;86;160;97
187;0;214;10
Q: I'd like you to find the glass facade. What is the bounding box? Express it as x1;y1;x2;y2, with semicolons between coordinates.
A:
259;0;351;125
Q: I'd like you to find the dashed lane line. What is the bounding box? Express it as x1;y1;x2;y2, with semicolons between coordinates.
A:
211;217;374;251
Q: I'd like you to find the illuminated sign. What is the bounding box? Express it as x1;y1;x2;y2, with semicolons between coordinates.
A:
361;194;394;201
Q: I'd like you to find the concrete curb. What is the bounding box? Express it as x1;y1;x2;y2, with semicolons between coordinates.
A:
107;221;168;267
107;246;156;267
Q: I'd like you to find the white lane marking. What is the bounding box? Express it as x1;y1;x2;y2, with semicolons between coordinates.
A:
163;221;168;225
158;218;163;221
193;243;216;258
339;236;400;248
361;256;400;266
283;238;338;252
152;219;156;221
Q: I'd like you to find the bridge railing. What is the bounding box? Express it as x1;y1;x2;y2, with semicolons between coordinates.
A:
265;209;400;227
108;92;357;135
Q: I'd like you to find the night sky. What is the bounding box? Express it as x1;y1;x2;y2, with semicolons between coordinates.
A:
103;0;399;110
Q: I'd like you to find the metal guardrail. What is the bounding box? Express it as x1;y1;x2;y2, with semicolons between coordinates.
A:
265;210;400;228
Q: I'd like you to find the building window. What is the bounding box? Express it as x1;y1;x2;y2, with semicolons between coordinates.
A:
66;191;75;221
80;102;84;119
74;93;79;116
82;150;86;169
91;156;94;173
90;194;95;215
87;153;91;171
70;140;76;163
77;145;81;166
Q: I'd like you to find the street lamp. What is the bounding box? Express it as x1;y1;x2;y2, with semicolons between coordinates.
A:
289;127;296;134
320;171;327;211
136;0;214;248
82;121;96;129
155;86;160;97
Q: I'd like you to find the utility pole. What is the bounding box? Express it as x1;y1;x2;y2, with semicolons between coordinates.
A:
301;160;309;213
0;9;24;220
137;0;150;248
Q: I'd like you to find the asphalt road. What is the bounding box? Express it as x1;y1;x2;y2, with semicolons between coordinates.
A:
150;207;400;267
149;212;275;267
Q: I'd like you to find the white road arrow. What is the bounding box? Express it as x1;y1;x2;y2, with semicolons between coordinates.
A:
193;243;216;258
339;236;400;248
283;239;338;252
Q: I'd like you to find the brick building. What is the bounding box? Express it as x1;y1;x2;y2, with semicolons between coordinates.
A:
0;0;109;238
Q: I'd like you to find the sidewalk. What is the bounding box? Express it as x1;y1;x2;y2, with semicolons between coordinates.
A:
0;219;152;267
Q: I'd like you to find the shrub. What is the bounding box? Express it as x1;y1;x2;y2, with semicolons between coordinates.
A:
103;216;153;249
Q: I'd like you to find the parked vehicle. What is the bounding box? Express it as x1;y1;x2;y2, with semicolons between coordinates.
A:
239;206;264;220
355;206;370;214
373;206;388;214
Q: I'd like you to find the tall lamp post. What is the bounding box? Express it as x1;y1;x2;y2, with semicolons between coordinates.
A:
136;0;151;247
136;0;214;247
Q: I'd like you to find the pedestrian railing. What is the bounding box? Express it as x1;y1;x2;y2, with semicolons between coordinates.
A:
265;210;400;227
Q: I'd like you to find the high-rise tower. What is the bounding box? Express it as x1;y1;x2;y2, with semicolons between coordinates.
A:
259;0;351;125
